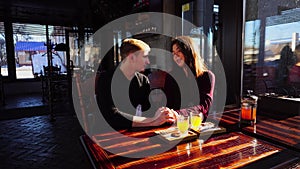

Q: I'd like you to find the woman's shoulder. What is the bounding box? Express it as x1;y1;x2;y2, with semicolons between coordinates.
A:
205;70;215;76
198;70;215;80
196;70;215;88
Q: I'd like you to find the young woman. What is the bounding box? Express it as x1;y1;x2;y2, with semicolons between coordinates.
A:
164;36;215;122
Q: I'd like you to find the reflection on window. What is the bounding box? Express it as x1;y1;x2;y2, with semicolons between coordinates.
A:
243;3;300;97
244;20;260;64
181;1;215;69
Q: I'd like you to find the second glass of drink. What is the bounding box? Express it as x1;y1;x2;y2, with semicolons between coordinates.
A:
190;111;202;131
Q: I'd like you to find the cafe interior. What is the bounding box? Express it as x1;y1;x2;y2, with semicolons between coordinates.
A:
0;0;299;168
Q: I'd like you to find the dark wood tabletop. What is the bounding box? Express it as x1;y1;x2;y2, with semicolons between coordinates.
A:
81;129;287;169
242;115;300;151
212;110;300;151
80;110;300;169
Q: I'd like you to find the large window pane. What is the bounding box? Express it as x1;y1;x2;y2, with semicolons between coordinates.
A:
13;23;68;79
243;1;300;97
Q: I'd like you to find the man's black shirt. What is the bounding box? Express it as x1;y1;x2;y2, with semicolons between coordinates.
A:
96;68;151;130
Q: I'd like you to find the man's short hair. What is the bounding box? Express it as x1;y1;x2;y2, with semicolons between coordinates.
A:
120;38;150;60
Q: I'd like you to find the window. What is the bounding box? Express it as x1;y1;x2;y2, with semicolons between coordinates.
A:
243;1;300;97
13;23;68;79
181;1;215;69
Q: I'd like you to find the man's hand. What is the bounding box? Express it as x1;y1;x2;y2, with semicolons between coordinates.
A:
152;107;177;126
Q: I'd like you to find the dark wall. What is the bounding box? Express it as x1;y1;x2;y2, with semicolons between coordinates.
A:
215;0;243;105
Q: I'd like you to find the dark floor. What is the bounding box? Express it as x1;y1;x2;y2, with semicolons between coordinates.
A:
0;93;93;169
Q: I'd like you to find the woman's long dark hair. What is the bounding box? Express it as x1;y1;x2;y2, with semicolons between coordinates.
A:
171;36;207;77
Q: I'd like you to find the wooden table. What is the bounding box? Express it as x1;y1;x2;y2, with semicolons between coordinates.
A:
80;110;300;169
81;129;293;169
243;115;300;151
213;110;300;152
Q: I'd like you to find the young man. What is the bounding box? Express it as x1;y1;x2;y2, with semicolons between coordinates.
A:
96;38;176;130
